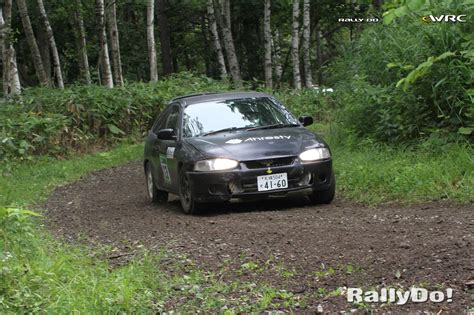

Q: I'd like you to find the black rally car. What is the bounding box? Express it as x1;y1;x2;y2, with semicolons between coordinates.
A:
144;92;335;214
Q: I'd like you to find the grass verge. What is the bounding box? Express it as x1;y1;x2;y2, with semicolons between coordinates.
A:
333;143;473;204
0;141;143;207
310;124;473;205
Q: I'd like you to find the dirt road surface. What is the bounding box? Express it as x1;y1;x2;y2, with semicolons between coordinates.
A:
44;161;473;313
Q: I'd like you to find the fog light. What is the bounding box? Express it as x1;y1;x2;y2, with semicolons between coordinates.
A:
300;173;312;186
227;181;241;194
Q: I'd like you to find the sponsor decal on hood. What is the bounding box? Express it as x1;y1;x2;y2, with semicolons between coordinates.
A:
225;135;291;144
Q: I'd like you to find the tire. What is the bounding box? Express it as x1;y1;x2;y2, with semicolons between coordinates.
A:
309;172;335;204
145;162;168;204
178;168;203;214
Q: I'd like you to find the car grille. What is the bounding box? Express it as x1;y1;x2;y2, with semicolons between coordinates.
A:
243;156;295;169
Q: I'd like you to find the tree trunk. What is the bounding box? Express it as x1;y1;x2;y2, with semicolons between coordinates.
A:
1;2;21;96
272;29;283;86
207;0;227;80
146;0;158;82
9;46;21;93
302;0;312;88
157;0;173;74
373;0;382;11
17;0;49;87
218;0;241;86
315;23;323;86
37;0;64;88
96;0;113;88
106;0;123;86
263;0;272;89
37;26;51;83
291;0;301;89
74;0;91;85
200;15;212;77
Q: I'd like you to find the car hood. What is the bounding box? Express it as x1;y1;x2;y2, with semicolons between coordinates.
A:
184;127;327;161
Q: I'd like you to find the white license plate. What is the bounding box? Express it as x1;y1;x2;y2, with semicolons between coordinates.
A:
257;173;288;192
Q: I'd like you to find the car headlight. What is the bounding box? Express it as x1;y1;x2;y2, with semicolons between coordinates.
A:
194;158;239;171
299;148;331;161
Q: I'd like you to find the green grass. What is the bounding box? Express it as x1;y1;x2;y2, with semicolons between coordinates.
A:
333;143;473;204
309;124;473;205
0;141;143;207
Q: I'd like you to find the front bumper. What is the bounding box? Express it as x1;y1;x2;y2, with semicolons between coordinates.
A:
187;157;333;202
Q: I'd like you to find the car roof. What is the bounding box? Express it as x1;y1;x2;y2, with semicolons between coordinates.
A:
169;91;272;106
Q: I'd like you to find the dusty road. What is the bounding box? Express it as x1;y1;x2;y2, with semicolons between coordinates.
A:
45;161;473;313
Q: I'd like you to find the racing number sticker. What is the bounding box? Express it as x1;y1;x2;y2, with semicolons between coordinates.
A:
159;155;171;183
166;147;175;159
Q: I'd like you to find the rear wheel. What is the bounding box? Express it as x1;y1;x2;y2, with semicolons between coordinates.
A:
179;168;203;214
145;163;168;203
309;172;335;204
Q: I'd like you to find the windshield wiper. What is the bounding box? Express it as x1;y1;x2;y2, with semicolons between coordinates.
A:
246;123;299;131
201;126;248;136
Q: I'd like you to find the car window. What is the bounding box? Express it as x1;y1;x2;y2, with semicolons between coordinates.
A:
164;106;180;133
152;107;171;133
182;97;298;137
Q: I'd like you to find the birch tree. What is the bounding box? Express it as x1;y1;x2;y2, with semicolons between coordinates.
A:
106;0;123;86
315;24;323;86
1;1;21;96
37;0;64;88
146;0;158;82
17;0;49;86
74;0;91;85
302;0;312;88
207;0;227;80
272;29;283;85
291;0;301;89
263;0;272;88
218;0;241;86
96;0;113;88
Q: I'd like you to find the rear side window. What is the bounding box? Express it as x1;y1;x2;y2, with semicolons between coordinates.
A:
152;104;180;134
165;106;180;132
152;107;170;133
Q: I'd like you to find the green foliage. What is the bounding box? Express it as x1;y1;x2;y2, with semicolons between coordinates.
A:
274;88;336;122
0;142;142;207
332;142;473;204
0;73;231;161
328;0;474;142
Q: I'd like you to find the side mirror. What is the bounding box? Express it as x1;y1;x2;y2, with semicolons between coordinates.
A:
157;128;176;140
299;115;313;127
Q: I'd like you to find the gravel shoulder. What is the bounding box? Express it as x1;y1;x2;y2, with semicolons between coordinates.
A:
44;161;474;313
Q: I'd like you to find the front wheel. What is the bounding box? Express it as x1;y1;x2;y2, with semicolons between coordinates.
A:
145;163;168;203
309;172;335;204
179;168;203;214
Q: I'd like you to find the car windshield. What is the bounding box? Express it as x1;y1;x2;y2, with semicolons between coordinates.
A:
182;97;298;138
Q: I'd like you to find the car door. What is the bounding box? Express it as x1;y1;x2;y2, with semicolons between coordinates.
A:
155;104;181;193
150;106;171;189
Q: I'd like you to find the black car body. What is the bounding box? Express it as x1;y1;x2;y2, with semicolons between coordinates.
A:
144;92;335;214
